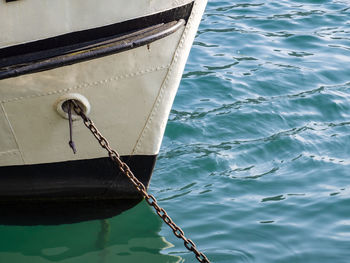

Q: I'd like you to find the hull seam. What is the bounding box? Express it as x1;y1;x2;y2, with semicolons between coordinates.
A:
132;1;198;154
1;63;170;104
0;102;25;163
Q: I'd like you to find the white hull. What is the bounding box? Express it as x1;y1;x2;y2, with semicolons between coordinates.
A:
1;0;194;48
0;0;207;167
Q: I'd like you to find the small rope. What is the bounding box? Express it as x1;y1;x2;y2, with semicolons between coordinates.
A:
68;101;77;154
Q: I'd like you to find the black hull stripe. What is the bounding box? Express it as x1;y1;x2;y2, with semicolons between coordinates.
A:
0;20;185;80
0;155;157;201
0;2;194;80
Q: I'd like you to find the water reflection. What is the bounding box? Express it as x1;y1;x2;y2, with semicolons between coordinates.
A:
0;201;181;263
0;199;143;225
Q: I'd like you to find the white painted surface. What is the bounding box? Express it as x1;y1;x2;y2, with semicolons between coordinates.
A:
54;93;91;120
0;0;193;48
0;0;208;166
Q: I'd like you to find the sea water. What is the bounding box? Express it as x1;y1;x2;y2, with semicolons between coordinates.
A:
1;1;350;262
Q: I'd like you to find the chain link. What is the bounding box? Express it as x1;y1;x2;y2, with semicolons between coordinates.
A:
70;100;210;263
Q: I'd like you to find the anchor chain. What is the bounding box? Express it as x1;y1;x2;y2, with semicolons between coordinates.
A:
69;100;210;263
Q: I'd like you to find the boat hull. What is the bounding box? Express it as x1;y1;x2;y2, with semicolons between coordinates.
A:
0;155;156;201
0;0;207;200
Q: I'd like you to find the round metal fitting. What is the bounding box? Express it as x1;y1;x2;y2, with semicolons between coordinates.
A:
55;93;91;120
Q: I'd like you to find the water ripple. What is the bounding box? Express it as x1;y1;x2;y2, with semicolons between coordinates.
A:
162;1;350;261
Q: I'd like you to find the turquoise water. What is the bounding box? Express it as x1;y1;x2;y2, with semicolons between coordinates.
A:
2;0;350;262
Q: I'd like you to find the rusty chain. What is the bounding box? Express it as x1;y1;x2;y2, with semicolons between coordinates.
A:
69;100;210;263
